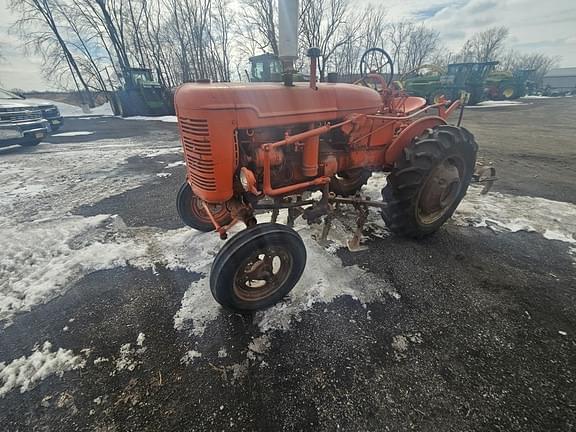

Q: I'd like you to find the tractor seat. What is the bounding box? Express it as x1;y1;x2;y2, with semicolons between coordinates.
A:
392;96;428;114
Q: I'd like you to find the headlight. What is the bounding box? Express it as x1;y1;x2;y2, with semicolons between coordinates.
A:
239;167;260;195
239;168;250;191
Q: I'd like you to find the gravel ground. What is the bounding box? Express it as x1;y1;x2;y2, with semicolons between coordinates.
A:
0;97;575;431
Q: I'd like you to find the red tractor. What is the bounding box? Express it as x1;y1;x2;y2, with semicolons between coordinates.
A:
174;44;480;312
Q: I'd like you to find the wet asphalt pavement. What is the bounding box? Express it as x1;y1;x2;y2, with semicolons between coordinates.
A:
1;101;575;431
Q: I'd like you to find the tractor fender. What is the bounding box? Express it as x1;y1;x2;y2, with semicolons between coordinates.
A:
385;116;446;164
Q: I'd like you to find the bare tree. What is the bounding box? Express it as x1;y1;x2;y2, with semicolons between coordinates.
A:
238;0;278;55
460;26;509;63
10;0;95;105
514;52;558;86
387;21;413;73
300;0;360;80
401;25;440;73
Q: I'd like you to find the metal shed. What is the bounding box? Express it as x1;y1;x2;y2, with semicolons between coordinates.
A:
543;68;576;93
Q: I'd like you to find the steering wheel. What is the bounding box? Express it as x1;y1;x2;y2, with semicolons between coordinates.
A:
359;48;394;89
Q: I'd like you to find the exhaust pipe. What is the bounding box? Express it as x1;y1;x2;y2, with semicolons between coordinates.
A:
278;0;299;85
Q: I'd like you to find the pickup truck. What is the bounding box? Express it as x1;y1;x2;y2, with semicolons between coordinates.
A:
0;88;61;148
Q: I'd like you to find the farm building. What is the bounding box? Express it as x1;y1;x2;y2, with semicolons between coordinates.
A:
543;67;576;93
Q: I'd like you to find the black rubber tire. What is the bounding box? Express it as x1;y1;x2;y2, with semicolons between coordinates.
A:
210;223;307;312
20;139;40;147
176;182;231;231
330;169;371;197
381;125;477;238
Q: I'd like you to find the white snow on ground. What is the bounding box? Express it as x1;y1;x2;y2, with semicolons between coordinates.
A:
521;95;556;99
467;100;527;108
165;160;185;168
453;186;576;245
0;215;146;322
51;131;95;137
25;99;114;117
0;137;183;325
114;344;140;373
124;115;178;123
136;332;146;346
181;350;202;365
113;333;147;374
0;342;85;397
52;131;94;137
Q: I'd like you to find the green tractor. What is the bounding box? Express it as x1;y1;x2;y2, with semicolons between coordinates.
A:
403;61;498;105
247;53;307;83
111;67;174;117
484;69;536;100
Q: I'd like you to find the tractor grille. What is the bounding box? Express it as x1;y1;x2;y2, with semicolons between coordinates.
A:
180;117;216;192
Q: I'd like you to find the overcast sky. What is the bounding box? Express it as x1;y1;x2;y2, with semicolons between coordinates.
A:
0;0;575;91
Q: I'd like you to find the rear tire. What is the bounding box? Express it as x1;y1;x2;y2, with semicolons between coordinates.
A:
210;223;307;312
176;182;231;231
381;125;477;238
330;169;371;196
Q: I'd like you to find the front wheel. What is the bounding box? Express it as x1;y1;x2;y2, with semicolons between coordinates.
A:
210;223;307;312
381;125;477;238
176;182;231;231
20;139;40;147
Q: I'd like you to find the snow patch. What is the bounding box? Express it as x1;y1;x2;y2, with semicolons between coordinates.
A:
24;99;113;117
467;100;527;108
452;186;576;246
0;342;85;397
166;161;185;168
156;172;172;178
136;332;145;347
51;131;94;137
181;350;202;365
113;336;146;374
0;136;182;325
124;115;178;123
0;215;146;323
521;95;556;99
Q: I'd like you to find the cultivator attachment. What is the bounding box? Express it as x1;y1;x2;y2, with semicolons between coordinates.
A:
321;194;387;252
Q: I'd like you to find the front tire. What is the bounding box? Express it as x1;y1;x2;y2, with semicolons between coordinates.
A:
176;182;231;231
210;223;307;312
20;139;40;147
381;125;477;238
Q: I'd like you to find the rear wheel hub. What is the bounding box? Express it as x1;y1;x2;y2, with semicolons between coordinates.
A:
417;158;463;225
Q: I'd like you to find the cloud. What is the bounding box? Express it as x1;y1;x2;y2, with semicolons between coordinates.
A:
423;0;576;66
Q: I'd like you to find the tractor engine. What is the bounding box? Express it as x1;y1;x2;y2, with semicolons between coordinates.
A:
174;82;383;204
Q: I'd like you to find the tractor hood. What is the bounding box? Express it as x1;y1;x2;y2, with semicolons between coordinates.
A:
174;82;382;128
